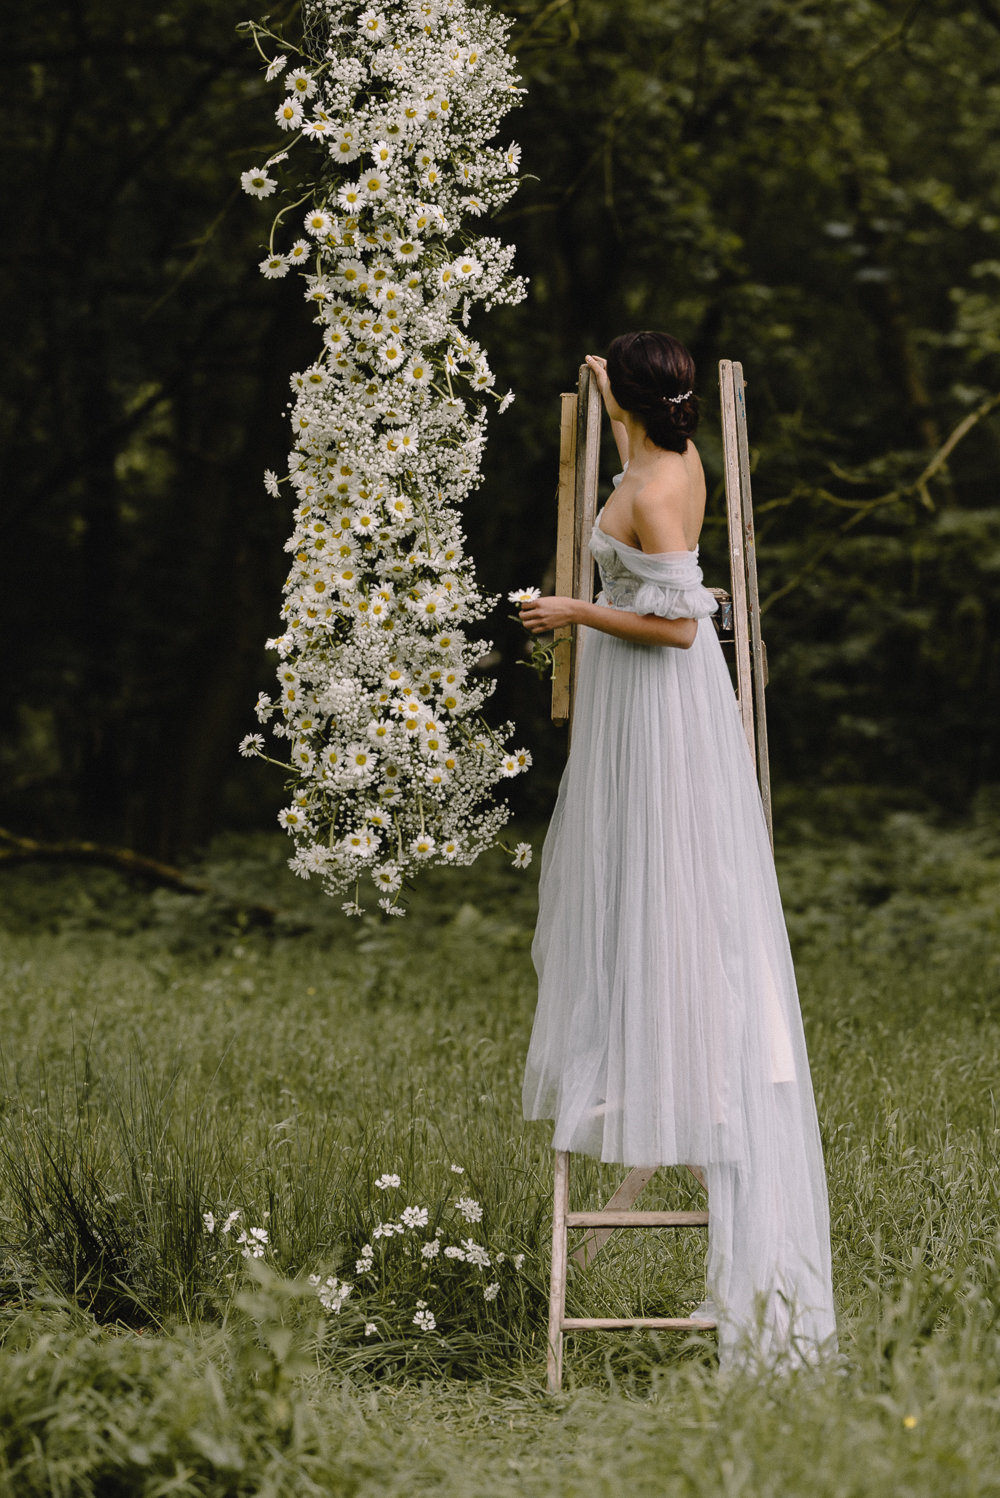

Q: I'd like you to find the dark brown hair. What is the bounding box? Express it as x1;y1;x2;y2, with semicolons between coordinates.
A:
605;331;698;454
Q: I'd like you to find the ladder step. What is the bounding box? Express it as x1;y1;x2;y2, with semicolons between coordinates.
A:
562;1316;717;1330
566;1210;709;1228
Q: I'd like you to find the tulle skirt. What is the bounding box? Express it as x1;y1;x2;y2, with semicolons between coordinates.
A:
522;613;837;1366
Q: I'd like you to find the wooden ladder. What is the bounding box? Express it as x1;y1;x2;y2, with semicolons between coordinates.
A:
544;360;769;1393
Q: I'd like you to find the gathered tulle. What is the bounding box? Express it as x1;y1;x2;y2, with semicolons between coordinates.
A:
522;492;837;1370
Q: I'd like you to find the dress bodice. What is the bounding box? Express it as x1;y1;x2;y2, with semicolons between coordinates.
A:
588;470;718;621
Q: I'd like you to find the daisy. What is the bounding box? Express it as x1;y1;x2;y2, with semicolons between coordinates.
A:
275;98;304;131
242;167;278;198
265;53;287;81
304;207;333;237
285;68;317;98
259;253;289;278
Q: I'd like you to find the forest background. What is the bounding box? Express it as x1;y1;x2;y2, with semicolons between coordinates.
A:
3;0;1000;862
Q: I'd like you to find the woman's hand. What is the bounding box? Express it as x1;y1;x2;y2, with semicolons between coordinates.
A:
585;354;612;407
518;595;580;634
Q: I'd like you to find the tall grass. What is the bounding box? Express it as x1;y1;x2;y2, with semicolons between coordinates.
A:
0;809;998;1492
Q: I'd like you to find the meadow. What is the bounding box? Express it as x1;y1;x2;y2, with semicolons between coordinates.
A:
1;800;999;1496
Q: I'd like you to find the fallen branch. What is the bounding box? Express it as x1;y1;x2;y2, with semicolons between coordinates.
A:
0;827;281;928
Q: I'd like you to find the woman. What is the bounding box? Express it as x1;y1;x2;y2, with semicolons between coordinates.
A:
518;331;837;1369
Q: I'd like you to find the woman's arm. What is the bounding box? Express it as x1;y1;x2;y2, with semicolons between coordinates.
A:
519;594;697;650
585;355;629;467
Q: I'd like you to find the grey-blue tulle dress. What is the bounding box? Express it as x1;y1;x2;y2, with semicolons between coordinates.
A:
522;470;837;1369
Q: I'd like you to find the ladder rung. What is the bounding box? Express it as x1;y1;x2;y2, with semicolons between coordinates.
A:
566;1210;709;1228
561;1316;717;1330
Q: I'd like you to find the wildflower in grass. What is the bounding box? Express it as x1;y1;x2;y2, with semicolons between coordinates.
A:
309;1273;353;1312
513;1253;525;1270
401;1205;429;1229
365;1321;378;1336
356;1244;375;1275
202;1211;216;1234
238;1226;269;1259
455;1196;483;1223
375;1173;400;1190
413;1302;436;1331
450;1163;465;1174
443;1245;466;1261
483;1281;500;1301
240;0;529;917
462;1239;491;1269
220;1210;241;1235
421;1238;441;1259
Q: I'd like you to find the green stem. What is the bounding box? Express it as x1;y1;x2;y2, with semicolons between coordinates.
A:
268;188;314;255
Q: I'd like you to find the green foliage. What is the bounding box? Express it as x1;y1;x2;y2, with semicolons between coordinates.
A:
4;0;1000;849
0;831;999;1490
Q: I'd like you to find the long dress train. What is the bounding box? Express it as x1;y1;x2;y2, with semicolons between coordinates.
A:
521;477;837;1369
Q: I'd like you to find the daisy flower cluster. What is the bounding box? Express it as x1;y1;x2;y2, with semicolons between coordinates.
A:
238;0;531;915
310;1164;525;1344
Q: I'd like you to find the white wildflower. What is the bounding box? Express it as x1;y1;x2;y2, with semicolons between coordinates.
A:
375;1173;401;1190
401;1205;429;1229
241;0;528;914
483;1281;500;1301
241;167;278;198
512;841;532;869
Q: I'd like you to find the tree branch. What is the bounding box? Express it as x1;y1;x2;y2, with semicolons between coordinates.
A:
759;391;1000;615
0;827;281;928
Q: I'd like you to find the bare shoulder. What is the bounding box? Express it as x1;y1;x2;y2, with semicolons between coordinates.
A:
631;444;706;552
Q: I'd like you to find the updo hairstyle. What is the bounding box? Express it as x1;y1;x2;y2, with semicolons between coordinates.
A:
605;330;698;454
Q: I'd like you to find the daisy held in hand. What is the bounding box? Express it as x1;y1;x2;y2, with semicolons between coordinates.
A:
238;0;532;914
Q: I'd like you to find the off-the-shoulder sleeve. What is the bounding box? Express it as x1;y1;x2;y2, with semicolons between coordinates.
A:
627;553;719;621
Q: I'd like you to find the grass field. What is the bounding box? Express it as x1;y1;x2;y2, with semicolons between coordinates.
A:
1;804;999;1495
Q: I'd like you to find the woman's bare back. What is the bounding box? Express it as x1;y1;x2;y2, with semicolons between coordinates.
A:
599;441;707;554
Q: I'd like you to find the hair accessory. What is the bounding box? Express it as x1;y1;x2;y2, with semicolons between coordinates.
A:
663;389;693;404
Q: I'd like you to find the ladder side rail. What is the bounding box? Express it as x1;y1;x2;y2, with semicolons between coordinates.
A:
547;1149;570;1394
551;390;579;726
719;360;756;763
732;363;774;843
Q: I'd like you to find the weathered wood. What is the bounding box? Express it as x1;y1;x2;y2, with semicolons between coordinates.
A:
573;362;602;609
551;391;579;726
547;1149;570;1394
567;1210;709;1228
732;363;774;845
719;360;756;763
570;1165;657;1268
562;1316;717;1330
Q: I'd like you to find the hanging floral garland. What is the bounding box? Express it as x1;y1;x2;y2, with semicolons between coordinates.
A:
237;0;532;916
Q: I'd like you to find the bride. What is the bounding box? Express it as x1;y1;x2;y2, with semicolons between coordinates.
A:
518;331;837;1369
